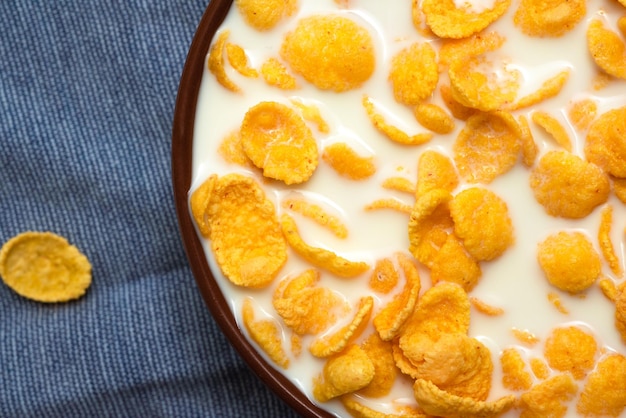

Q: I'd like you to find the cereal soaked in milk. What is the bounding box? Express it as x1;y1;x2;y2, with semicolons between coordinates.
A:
190;0;626;416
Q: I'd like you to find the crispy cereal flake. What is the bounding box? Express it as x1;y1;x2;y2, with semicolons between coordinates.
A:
240;101;318;184
260;57;298;90
217;130;253;168
530;357;550;380
544;326;598;380
450;187;514;261
226;43;258;78
511;70;570;110
416;150;459;197
368;258;399;294
363;96;433;146
616;281;626;344
242;298;290;369
438;31;506;69
313;344;375;402
514;0;586;37
389;43;439;106
236;0;298;31
0;231;91;303
529;150;610;219
532;111;572;152
422;0;512;39
189;174;217;238
518;114;539;167
537;231;601;293
599;205;623;276
282;198;348;239
208;30;240;92
519;374;578;418
501;348;532;391
206;174;287;288
322;142;376;180
280;15;375;92
290;99;330;133
357;332;398;398
585;106;626;178
568;98;597;132
430;234;482;291
408;189;454;267
470;297;505;316
440;83;478;121
577;353;626;417
587;19;626;79
414;103;455;134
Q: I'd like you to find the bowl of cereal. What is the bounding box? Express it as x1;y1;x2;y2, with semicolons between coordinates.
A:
173;0;626;417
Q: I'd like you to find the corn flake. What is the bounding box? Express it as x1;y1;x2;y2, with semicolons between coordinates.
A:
363;96;433;146
430;234;482;291
225;43;258;78
382;177;415;195
587;19;626;79
585;106;626;178
547;292;569;315
368;258;399;294
416;150;459;197
280;214;369;278
532;111;572;152
614;176;626;204
236;0;298;31
544;326;598;380
242;298;290;369
510;70;570;111
310;296;373;358
518;114;539;167
341;396;427;418
438;31;506;69
500;348;532;391
373;253;421;341
616;281;626;344
412;379;516;418
513;0;586;37
450;187;514;261
512;328;540;346
414;103;455;135
470;297;505;316
189;174;217;238
217;130;253;168
0;231;92;303
322;142;376;180
290;99;330;133
365;199;412;214
357;332;398;398
530;357;550;380
599;205;623;276
208;30;240;92
260;57;298;90
240;101;318;184
537;231;601;293
389;43;438;106
440;84;478;121
577;353;626;417
421;0;512;39
205;174;287;288
530;150;610;219
568;98;598;132
280;15;375;92
282;198;348;239
519;374;578;418
599;276;618;302
453;112;522;184
313;344;375;402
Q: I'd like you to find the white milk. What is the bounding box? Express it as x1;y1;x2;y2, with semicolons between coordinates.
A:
190;1;626;416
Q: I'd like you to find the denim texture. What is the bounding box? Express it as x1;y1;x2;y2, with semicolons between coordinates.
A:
0;1;298;417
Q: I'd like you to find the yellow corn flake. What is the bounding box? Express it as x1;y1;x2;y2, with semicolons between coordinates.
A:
593;71;613;91
537;231;601;293
614;176;626;204
412;379;516;418
217;130;253;168
518;114;539;167
512;328;540;346
310;296;373;358
440;84;478;121
407;334;494;401
365;199;412;214
501;348;533;391
408;189;454;268
225;43;258;78
240;101;318;185
399;282;471;349
392;341;421;379
544;326;598;380
453;112;522;184
531;111;573;152
599;276;618;302
368;258;399;294
530;150;610;219
470;297;505;316
357;333;398;398
205;174;287;288
363;96;433;146
616;281;626;344
449;55;521;112
280;214;369;278
438;31;506;69
513;0;586;37
587;19;626;79
235;0;298;31
242;298;290;369
519;374;578;418
416;150;459;197
382;177;415;195
291;334;302;357
414;103;455;135
322;142;376;180
280;15;375;92
599;205;623;276
282;198;348;239
547;292;569;314
189;174;217;238
290;99;330;133
313;344;375;402
577;353;626;417
208;30;240;93
430;234;482;291
585;106;626;178
0;231;91;303
567;98;597;132
273;269;346;335
530;357;550;380
389;43;439;106
260;57;298;90
341;396;428;418
450;187;514;261
411;0;435;38
510;70;571;110
421;0;512;39
373;253;421;341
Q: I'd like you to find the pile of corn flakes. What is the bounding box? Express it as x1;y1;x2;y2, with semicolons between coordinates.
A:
192;0;626;416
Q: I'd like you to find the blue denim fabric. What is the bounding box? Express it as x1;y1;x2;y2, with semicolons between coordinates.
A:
0;1;298;417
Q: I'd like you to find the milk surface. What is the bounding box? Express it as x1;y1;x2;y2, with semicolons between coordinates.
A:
190;1;626;416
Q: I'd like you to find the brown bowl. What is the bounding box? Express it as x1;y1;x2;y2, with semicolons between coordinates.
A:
171;1;334;416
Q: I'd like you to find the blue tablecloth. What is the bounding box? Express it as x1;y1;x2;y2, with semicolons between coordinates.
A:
0;1;298;416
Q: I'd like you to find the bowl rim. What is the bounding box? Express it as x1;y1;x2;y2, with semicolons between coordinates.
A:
171;1;335;417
